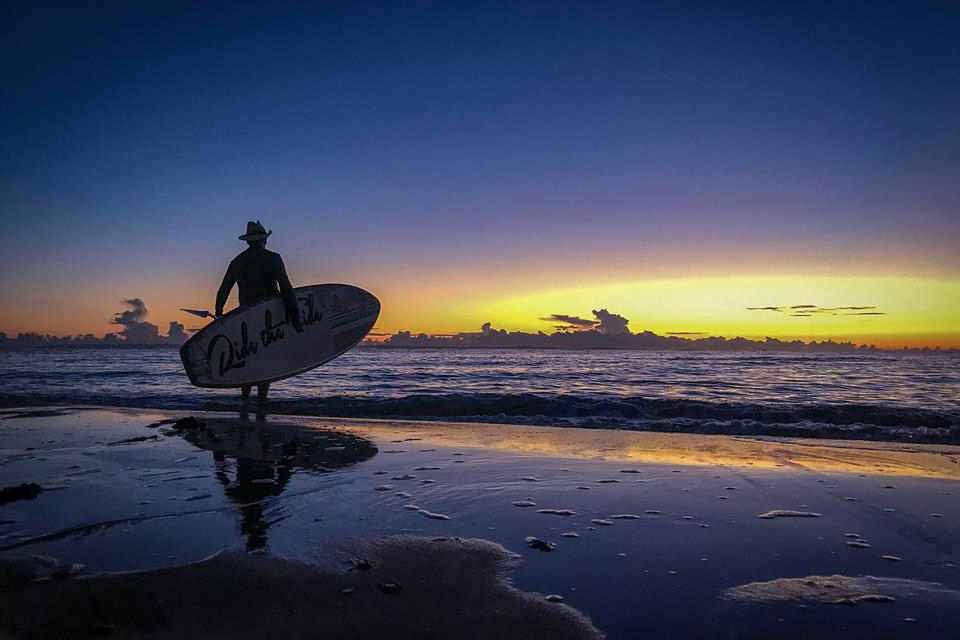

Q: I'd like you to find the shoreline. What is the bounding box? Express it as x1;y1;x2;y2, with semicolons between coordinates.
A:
1;393;957;446
9;404;960;479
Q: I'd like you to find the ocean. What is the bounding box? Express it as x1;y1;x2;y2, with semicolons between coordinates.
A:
1;347;957;442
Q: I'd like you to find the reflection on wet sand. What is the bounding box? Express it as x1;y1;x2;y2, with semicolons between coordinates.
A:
181;411;378;550
3;407;960;639
331;418;960;479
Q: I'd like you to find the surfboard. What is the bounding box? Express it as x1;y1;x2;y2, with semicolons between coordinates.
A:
179;284;380;388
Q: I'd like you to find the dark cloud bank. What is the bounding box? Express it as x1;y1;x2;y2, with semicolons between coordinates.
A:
0;299;187;347
376;327;881;353
373;308;919;353
2;303;950;353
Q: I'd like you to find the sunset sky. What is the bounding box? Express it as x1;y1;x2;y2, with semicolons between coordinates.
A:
3;2;958;348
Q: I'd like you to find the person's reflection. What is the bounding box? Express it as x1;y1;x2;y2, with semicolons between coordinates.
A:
183;409;377;551
213;413;294;550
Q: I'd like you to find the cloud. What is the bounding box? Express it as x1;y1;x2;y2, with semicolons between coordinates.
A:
666;331;704;335
591;308;630;335
106;298;191;344
1;298;189;346
112;298;148;326
748;304;885;319
111;298;163;344
539;308;632;335
166;321;189;342
481;322;507;338
539;314;599;328
373;322;891;352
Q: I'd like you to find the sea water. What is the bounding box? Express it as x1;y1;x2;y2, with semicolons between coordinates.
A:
0;347;957;440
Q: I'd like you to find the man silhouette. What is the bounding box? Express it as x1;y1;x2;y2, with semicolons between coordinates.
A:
215;221;303;402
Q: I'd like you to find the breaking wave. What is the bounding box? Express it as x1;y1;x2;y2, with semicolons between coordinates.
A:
2;391;958;444
2;348;957;443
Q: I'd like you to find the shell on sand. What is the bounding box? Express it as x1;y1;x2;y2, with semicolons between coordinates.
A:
756;510;821;519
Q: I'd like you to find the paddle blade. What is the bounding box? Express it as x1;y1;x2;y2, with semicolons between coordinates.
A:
180;308;212;318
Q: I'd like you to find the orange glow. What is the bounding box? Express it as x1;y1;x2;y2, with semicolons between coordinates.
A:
2;265;958;349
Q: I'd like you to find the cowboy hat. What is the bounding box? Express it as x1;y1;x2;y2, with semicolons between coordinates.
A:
239;220;273;241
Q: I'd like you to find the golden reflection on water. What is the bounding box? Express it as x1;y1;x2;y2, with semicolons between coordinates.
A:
78;409;960;480
329;418;960;479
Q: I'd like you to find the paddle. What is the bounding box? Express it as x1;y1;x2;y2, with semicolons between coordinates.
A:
180;308;214;318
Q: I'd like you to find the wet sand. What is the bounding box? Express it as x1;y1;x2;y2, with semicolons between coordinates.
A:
1;536;600;640
1;406;959;639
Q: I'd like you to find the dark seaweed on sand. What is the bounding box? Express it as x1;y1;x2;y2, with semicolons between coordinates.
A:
0;483;42;505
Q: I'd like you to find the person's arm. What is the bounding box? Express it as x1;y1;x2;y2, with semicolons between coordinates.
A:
215;262;237;317
275;255;302;331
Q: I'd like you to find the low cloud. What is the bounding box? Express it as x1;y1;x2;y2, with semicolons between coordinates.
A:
0;298;189;347
748;304;886;318
166;321;189;342
111;298;164;344
109;299;187;343
373;321;893;352
540;309;629;334
539;314;599;328
591;309;630;335
367;304;944;351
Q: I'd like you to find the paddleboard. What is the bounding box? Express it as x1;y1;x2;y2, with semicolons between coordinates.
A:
179;284;380;388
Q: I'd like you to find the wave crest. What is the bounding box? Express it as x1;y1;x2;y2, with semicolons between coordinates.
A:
2;392;957;444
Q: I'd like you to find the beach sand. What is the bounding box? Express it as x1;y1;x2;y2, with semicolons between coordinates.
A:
1;406;959;639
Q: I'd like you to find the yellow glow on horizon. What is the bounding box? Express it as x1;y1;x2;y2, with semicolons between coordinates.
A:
2;272;958;349
454;275;960;348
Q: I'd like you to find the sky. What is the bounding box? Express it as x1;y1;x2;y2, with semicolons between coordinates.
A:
2;1;958;348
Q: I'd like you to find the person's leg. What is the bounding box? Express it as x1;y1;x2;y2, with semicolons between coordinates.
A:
241;384;251;400
257;382;270;402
